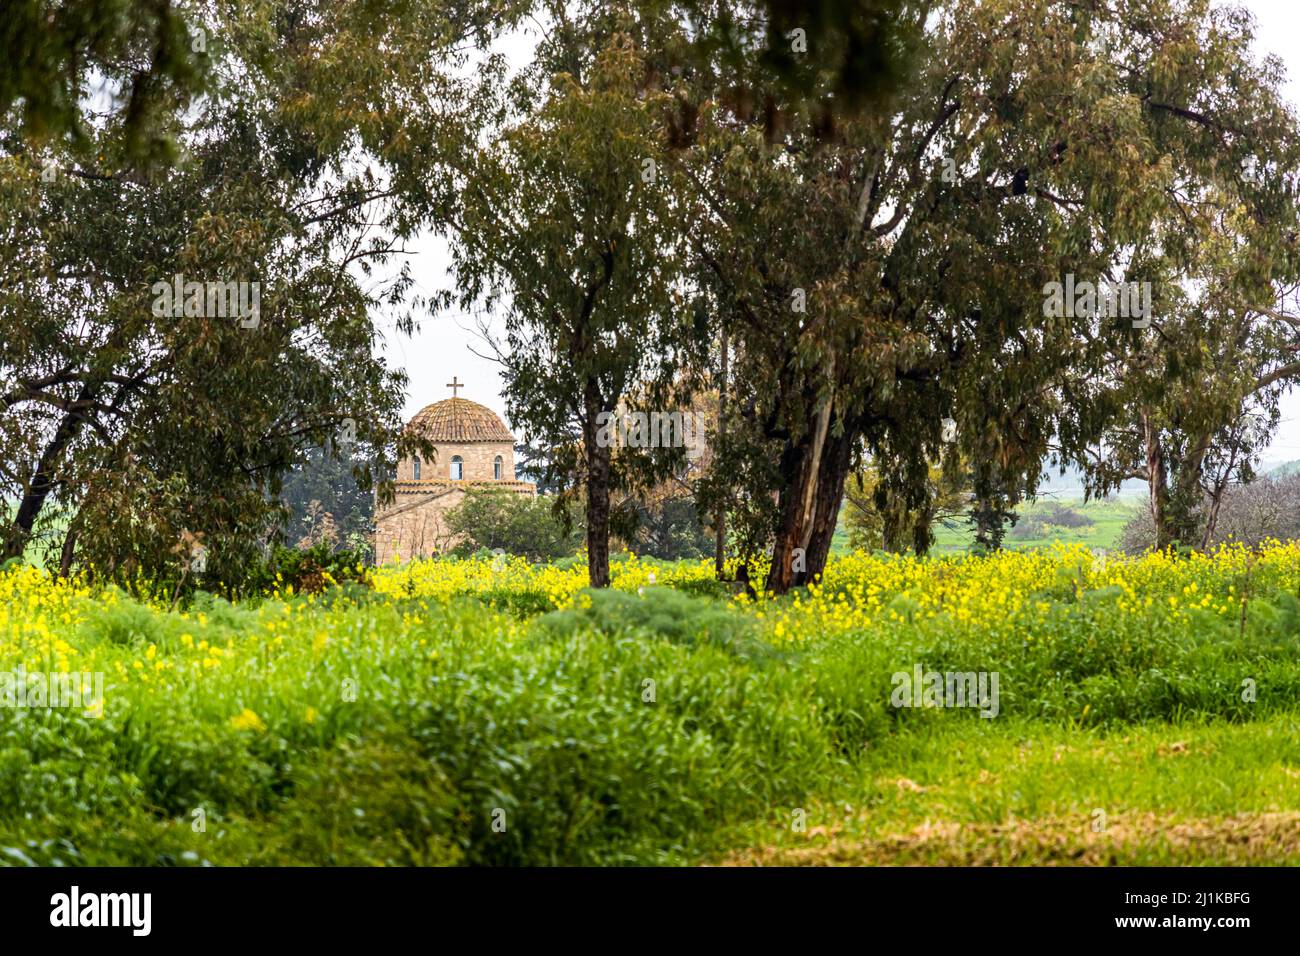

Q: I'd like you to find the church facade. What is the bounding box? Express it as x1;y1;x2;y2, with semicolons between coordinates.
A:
374;383;535;564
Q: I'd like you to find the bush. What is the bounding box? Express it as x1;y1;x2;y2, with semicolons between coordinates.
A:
447;489;581;562
1044;504;1094;529
238;541;371;596
1008;517;1045;540
1119;505;1157;553
1008;505;1093;541
536;586;773;659
1211;473;1300;546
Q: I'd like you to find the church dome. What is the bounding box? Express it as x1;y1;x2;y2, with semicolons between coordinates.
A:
408;397;515;443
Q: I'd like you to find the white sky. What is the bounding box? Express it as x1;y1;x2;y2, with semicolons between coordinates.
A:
374;0;1300;467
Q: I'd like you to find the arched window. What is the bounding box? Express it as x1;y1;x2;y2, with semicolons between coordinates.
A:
450;455;463;480
494;455;503;480
412;457;421;480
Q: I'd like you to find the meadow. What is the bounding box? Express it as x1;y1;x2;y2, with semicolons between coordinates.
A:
932;498;1140;552
2;543;1299;866
830;497;1141;556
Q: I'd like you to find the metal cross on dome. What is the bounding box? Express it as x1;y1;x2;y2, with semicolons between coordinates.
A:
447;376;463;398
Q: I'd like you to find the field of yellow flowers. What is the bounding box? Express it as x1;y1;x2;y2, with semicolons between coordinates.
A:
1;543;1299;865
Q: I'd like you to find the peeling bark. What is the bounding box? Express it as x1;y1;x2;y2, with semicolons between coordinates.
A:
766;422;855;595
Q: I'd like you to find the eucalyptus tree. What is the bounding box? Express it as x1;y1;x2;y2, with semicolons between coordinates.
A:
1068;115;1300;550
1000;1;1300;552
447;26;698;587
1;0;208;161
0;0;523;586
680;0;1300;591
0;119;410;585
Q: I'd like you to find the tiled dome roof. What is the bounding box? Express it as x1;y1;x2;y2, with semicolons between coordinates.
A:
408;397;515;443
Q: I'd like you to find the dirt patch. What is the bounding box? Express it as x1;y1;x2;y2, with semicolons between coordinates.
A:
721;812;1300;866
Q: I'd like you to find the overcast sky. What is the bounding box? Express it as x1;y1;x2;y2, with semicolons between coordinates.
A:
374;0;1300;469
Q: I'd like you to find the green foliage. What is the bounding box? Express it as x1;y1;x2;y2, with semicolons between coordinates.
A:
447;489;581;562
236;542;371;597
0;590;853;865
277;446;374;552
1;91;410;581
664;0;920;123
77;589;173;647
255;734;465;866
0;0;208;160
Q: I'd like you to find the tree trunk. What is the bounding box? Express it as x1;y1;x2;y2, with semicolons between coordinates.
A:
1200;430;1243;549
969;465;1010;552
58;524;78;578
802;430;854;573
1;383;96;560
1142;413;1210;550
1201;473;1228;549
766;422;855;594
1143;411;1174;549
582;380;612;588
972;499;996;550
1169;433;1210;547
881;492;911;553
714;326;728;578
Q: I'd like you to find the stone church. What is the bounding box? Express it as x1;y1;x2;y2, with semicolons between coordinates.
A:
374;380;535;564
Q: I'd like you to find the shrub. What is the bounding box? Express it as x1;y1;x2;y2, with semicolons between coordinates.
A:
447;489;581;562
1044;504;1094;529
238;541;371;596
1008;516;1045;540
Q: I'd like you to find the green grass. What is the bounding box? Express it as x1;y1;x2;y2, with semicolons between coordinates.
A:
1000;498;1138;552
722;713;1300;864
4;553;1300;866
932;497;1139;553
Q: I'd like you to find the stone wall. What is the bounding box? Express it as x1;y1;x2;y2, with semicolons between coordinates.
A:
374;476;537;564
374;487;465;565
397;440;516;482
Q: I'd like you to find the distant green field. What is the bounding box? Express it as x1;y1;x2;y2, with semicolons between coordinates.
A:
832;497;1140;555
